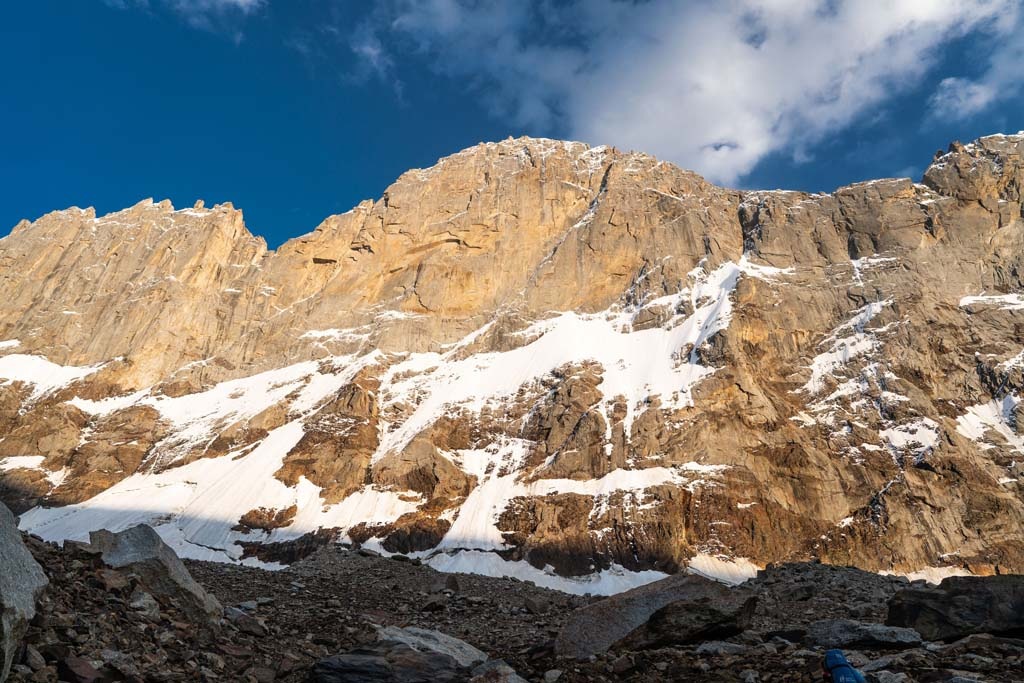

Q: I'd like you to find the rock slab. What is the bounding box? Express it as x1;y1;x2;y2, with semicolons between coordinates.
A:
0;503;48;683
886;575;1024;641
555;573;754;659
88;524;221;623
619;583;757;650
376;626;488;668
312;627;499;683
310;642;465;683
805;618;922;649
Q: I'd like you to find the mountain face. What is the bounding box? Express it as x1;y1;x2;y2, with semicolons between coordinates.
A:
1;134;1023;593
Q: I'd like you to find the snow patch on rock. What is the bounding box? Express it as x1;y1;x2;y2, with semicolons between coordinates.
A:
801;301;892;395
19;420;420;567
0;354;103;401
960;293;1024;311
880;418;941;464
425;550;668;596
957;395;1024;454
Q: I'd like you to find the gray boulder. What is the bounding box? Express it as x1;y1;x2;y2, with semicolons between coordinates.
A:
469;659;529;682
806;619;922;650
376;626;488;668
313;627;500;683
868;673;910;683
695;641;749;656
886;575;1024;641
311;643;464;683
554;573;757;659
0;503;48;683
89;524;221;623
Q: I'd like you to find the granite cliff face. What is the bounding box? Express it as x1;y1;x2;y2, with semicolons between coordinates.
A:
1;134;1023;591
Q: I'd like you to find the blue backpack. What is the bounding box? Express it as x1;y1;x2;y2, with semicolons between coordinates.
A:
823;650;866;683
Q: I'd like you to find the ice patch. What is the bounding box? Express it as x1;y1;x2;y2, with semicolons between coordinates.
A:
301;328;366;342
68;354;380;466
791;412;817;427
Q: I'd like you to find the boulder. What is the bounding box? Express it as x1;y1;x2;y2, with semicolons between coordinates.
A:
695;641;749;656
618;586;757;650
310;642;465;683
554;573;757;659
128;590;161;620
57;656;102;683
224;606;268;637
88;524;221;624
375;626;488;668
312;627;504;682
886;575;1024;641
869;673;909;683
469;659;529;682
805;619;922;649
0;502;48;683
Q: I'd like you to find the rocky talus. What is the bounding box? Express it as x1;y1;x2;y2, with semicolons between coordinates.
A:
1;133;1023;586
3;518;1024;682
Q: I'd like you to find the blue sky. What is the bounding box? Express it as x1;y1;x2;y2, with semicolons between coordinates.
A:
1;1;1021;248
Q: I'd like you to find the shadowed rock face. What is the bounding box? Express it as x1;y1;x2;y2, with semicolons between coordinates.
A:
0;503;47;682
555;573;758;658
886;574;1024;641
1;134;1024;584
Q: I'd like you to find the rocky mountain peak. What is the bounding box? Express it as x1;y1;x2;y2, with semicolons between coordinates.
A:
1;132;1023;593
923;131;1024;203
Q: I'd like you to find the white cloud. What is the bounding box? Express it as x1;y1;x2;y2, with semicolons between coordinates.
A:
929;7;1023;120
168;0;265;32
166;0;264;11
349;25;395;82
387;1;585;128
105;0;265;33
348;23;406;99
930;78;1000;120
360;0;1019;185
